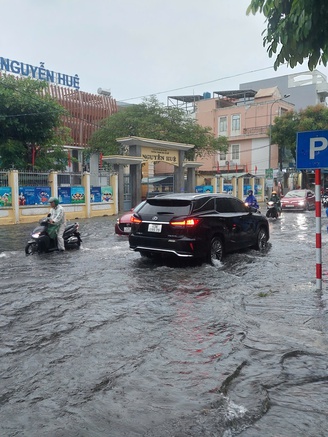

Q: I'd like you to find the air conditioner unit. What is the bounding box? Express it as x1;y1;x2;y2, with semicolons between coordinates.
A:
225;161;229;165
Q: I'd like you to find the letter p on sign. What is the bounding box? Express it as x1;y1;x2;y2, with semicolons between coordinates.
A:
310;137;328;159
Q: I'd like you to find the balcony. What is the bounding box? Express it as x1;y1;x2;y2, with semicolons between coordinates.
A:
243;125;268;136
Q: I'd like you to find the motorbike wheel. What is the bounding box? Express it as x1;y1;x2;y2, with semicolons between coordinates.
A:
209;236;224;264
25;242;38;255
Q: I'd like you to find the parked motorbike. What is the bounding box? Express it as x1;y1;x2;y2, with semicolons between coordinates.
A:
25;215;82;255
266;201;281;219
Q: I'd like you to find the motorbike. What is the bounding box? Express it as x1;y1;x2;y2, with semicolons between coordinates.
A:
322;194;328;208
245;199;259;210
266;201;281;219
25;215;82;255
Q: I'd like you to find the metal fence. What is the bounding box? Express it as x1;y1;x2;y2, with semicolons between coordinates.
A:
17;171;84;187
57;172;82;186
2;170;112;189
18;171;50;187
97;170;111;187
0;171;9;187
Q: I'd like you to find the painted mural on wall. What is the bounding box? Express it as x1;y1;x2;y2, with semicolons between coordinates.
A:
71;187;85;203
101;186;113;202
90;186;113;203
0;187;12;207
58;186;85;204
0;185;114;207
18;187;51;205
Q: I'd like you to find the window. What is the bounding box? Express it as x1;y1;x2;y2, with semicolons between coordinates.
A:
215;198;234;212
219;150;227;161
231;114;240;136
231;144;240;160
231;198;248;213
194;197;215;212
219;116;227;135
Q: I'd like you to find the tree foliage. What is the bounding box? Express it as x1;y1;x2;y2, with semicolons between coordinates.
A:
247;0;328;70
271;104;328;160
0;75;72;170
89;96;228;160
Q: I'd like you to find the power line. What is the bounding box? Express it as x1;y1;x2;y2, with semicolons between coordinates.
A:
119;65;276;102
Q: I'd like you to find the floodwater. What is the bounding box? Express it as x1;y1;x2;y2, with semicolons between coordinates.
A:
1;210;328;437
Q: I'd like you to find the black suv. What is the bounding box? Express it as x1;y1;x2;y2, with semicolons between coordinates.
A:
129;193;269;264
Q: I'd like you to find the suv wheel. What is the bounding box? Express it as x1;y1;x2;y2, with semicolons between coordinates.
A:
255;228;268;251
209;237;223;264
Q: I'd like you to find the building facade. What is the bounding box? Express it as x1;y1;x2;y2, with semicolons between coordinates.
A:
240;70;328;111
194;87;293;181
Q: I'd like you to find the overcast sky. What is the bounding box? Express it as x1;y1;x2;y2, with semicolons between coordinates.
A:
2;0;328;104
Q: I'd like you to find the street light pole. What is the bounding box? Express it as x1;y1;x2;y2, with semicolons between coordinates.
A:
267;94;290;198
268;94;290;169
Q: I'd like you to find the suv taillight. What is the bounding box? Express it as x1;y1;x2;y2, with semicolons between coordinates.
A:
170;218;200;227
131;216;142;224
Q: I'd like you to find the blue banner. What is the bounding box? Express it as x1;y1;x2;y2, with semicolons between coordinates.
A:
58;187;71;204
223;184;233;193
19;186;50;205
195;185;213;193
91;187;102;203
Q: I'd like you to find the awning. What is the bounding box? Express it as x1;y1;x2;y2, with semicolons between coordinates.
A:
116;136;195;152
141;176;172;184
217;172;256;179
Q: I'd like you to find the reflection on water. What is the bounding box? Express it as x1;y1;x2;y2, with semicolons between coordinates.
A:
0;213;327;436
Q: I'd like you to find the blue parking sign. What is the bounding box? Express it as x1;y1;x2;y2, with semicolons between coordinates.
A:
297;130;328;169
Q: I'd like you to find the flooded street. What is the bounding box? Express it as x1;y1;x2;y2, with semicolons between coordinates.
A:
1;210;328;437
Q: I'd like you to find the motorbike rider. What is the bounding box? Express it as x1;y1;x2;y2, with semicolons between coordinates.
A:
245;190;259;208
269;190;282;213
48;197;66;251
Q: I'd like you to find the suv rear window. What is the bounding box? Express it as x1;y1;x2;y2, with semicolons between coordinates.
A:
140;199;191;216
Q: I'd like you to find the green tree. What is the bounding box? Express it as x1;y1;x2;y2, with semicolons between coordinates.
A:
89;96;228;160
0;75;72;170
271;104;328;185
271;110;299;166
271;104;328;159
247;0;328;70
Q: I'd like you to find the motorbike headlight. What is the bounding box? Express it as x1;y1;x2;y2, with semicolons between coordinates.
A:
32;232;41;238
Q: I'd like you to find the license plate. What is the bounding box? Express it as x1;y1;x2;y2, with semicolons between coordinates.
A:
124;226;131;233
285;204;294;208
148;223;162;233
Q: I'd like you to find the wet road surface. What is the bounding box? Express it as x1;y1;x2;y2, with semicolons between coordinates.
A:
1;211;328;436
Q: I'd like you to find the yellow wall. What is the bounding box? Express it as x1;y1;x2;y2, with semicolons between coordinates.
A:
0;171;118;226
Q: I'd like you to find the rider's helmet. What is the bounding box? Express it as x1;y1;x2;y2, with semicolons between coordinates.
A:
49;197;59;206
272;191;277;195
248;190;253;195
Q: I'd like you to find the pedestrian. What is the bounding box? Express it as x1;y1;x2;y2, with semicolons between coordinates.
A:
48;197;66;251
